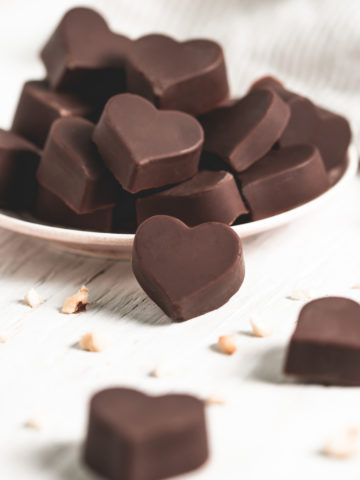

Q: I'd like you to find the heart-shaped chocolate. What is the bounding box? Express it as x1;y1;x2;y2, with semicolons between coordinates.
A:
136;169;248;226
12;80;97;148
84;387;209;480
312;107;351;183
199;89;290;172
126;34;229;115
284;297;360;385
36;185;114;233
132;215;245;321
36;117;117;214
0;129;40;210
238;145;330;220
93;94;204;193
41;7;130;104
251;77;351;178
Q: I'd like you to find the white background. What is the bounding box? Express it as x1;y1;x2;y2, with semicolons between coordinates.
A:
1;0;360;479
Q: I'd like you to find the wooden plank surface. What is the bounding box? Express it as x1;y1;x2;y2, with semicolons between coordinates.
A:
1;175;360;479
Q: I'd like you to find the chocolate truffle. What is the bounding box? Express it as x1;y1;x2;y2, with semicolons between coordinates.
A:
84;388;209;480
136;170;248;226
251;76;351;175
12;80;96;148
0;129;40;210
36;117;117;214
93;94;204;193
36;185;114;233
284;297;360;385
41;7;130;105
199;89;290;172
132;215;245;321
126;34;229;115
238;145;330;220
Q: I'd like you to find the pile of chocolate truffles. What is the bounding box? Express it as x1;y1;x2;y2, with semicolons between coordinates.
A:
0;7;351;233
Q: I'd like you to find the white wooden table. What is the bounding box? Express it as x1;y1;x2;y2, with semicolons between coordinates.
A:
2;175;360;480
2;1;360;479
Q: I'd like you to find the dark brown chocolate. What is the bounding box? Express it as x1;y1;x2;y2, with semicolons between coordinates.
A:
284;297;360;386
251;76;351;174
36;117;117;214
36;185;114;232
12;80;96;148
84;388;208;480
41;7;130;105
93;94;204;193
199;89;290;172
132;215;245;321
0;130;40;210
238;145;330;220
126;34;229;115
136;170;248;226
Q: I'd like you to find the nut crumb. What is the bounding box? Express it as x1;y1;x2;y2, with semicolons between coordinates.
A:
250;317;273;338
79;332;108;352
24;288;44;308
0;335;8;344
322;428;359;459
352;285;360;290
24;418;42;431
62;286;88;314
287;289;313;301
151;364;174;378
205;393;226;406
218;334;237;355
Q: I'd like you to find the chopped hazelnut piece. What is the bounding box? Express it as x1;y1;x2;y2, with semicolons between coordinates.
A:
0;335;8;344
24;288;44;308
24;418;42;431
151;364;174;378
250;317;273;338
62;286;88;314
323;427;359;459
205;393;226;406
79;332;108;352
287;289;313;301
218;334;237;355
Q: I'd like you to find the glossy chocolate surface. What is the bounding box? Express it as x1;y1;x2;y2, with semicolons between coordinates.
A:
12;80;96;147
284;297;360;385
132;215;245;321
84;387;209;480
93;94;204;193
36;185;114;232
0;129;40;210
126;34;229;115
136;170;248;226
41;7;129;105
37;117;117;214
238;145;330;220
199;89;290;172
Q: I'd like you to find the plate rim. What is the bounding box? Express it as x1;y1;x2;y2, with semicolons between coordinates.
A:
0;144;357;246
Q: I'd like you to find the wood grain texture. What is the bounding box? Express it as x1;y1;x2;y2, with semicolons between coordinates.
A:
1;0;360;479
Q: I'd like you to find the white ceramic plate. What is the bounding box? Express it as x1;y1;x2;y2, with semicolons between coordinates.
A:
0;145;357;259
